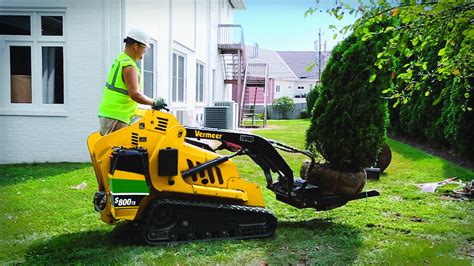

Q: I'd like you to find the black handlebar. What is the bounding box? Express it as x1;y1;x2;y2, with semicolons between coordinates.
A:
152;106;170;112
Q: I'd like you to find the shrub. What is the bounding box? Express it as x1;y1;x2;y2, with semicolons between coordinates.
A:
272;96;294;119
300;109;308;119
387;35;473;157
306;34;388;171
306;84;321;116
442;81;474;159
255;113;264;120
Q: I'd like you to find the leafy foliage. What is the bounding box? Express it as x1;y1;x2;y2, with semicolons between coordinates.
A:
306;34;388;171
308;0;474;159
306;84;321;116
272;96;295;119
390;66;474;159
308;0;473;111
299;109;309;119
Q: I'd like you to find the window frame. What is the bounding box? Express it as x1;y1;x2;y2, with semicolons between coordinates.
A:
139;39;157;100
195;61;205;104
0;11;66;116
172;50;186;104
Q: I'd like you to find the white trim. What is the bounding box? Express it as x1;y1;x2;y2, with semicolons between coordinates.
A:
171;50;187;105
142;38;157;97
275;52;298;79
168;0;173;110
0;7;67;13
173;40;195;54
194;0;197;49
0;109;68;117
206;0;212;105
196;60;205;104
0;10;67;115
110;192;150;196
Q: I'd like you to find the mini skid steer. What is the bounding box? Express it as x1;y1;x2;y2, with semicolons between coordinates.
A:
87;107;379;244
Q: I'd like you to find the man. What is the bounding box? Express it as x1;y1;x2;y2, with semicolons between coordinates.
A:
98;28;166;135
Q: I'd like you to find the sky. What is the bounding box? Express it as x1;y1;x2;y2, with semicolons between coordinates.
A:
233;0;360;52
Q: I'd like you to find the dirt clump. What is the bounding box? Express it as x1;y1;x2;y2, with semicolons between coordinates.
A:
300;160;366;196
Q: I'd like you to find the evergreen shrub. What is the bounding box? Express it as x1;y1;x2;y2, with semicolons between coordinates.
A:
306;84;321;116
306;34;388;171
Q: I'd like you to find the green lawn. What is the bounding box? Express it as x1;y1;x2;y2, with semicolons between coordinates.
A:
1;119;473;264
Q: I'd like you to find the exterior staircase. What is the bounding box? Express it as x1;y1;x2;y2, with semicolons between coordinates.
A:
217;24;268;128
240;63;268;127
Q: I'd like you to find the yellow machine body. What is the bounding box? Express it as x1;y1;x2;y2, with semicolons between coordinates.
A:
87;110;265;224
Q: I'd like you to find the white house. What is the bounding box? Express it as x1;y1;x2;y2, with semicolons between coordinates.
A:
0;0;245;164
246;44;331;104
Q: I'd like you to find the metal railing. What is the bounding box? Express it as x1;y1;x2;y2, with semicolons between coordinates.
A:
218;24;245;49
218;24;246;68
246;63;267;81
239;63;269;127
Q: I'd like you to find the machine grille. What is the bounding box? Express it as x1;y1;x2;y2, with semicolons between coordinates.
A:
131;132;139;146
154;117;168;132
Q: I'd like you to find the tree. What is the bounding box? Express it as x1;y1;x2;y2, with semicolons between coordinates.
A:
306;0;473;111
272;96;295;119
306;84;322;116
306;34;388;171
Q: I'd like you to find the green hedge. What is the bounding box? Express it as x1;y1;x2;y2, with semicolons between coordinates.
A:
388;42;474;159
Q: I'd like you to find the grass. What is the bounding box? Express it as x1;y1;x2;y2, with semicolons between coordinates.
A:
1;119;473;264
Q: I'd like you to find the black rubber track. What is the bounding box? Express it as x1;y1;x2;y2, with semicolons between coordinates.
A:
140;199;277;244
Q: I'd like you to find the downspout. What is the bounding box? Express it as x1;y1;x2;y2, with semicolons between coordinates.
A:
207;0;212;104
168;0;173;107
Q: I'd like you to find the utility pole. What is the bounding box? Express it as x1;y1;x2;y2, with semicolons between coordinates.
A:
318;28;322;83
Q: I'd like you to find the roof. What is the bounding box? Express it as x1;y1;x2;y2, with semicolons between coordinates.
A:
245;45;296;79
276;51;332;79
229;0;246;10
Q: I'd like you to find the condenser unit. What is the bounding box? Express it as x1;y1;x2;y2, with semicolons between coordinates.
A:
203;101;237;130
204;106;230;129
213;101;237;130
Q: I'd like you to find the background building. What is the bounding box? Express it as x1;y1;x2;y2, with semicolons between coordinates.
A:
0;0;244;163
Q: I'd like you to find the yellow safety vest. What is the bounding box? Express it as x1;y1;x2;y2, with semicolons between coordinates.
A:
98;52;142;124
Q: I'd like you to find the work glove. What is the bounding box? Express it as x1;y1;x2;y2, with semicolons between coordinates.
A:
152;97;168;111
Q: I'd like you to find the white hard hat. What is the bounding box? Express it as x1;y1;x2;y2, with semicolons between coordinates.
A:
126;28;151;47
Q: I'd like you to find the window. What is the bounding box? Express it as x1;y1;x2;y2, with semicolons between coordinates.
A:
288;86;292;89
196;62;204;102
298;86;304;90
41;16;63;36
0;12;65;110
140;41;156;98
42;46;64;104
172;52;186;102
276;85;280;93
10;46;31;103
0;15;30;35
174;110;186;125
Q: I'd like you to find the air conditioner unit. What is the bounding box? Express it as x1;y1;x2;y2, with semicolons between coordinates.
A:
204;106;230;129
214;101;237;130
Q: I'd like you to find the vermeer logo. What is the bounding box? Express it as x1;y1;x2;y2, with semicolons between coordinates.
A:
195;130;223;140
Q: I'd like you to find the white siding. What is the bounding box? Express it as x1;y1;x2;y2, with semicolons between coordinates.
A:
0;0;122;163
274;80;317;104
125;0;233;127
1;0;240;163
